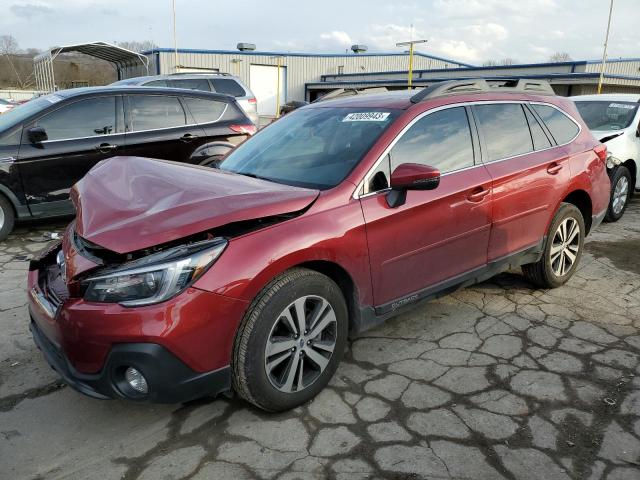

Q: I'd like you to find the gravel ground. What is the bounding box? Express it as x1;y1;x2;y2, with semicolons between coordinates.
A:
1;199;639;480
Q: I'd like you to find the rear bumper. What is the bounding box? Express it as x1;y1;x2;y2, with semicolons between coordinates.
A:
30;316;231;403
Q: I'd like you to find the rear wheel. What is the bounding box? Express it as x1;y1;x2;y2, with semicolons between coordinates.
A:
605;165;632;222
232;268;348;412
0;194;15;242
522;203;585;289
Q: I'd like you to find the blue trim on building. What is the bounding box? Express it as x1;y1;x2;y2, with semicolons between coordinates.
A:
306;72;640;90
141;48;474;67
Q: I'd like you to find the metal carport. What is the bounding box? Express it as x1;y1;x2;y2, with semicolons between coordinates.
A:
34;41;149;93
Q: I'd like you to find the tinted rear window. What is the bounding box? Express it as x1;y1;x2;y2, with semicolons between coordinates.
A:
166;78;211;92
182;97;227;124
475;103;533;161
211;78;246;97
532;104;579;144
524;107;552;150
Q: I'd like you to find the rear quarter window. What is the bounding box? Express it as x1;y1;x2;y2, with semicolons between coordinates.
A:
474;103;533;161
211;79;246;97
532;104;580;145
182;97;227;124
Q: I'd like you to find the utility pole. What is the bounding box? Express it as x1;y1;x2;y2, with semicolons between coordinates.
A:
172;0;178;72
271;55;284;118
396;39;427;90
597;0;614;94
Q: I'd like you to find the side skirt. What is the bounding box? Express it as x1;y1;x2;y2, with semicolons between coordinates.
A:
351;240;544;335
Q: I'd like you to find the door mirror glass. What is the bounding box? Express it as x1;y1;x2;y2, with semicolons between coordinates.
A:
28;126;47;143
387;163;440;208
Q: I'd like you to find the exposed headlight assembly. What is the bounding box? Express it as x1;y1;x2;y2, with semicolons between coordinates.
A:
81;238;227;306
606;154;622;169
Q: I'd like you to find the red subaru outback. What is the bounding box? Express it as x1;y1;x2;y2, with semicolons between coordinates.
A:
28;79;610;411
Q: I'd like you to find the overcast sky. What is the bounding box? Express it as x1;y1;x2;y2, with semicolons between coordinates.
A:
3;0;639;64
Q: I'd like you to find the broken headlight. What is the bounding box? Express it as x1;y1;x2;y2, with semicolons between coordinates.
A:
81;238;227;306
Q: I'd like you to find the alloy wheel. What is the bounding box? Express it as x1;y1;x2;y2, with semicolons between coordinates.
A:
0;206;4;231
264;295;337;393
612;175;629;215
549;217;581;277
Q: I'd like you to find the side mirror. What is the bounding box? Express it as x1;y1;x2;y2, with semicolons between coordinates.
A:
387;163;440;208
28;126;48;144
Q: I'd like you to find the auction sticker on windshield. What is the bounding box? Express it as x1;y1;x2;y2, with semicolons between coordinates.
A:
343;112;390;122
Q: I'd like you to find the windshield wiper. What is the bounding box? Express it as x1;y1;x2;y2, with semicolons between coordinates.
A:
234;171;273;182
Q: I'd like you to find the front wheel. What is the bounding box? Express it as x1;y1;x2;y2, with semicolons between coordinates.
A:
232;268;348;412
522;203;585;289
0;194;15;242
198;155;223;168
605;165;632;222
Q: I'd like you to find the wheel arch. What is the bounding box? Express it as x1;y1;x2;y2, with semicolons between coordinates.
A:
189;141;236;164
295;260;362;334
622;159;637;189
0;184;20;218
562;189;593;234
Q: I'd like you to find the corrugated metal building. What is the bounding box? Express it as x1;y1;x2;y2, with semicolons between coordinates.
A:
309;58;640;97
120;48;472;115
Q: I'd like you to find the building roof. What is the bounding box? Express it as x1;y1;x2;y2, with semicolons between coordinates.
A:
142;47;474;67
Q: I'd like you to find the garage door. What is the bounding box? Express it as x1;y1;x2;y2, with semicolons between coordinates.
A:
250;64;286;117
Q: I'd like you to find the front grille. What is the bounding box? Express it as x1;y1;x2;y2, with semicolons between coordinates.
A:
38;250;69;309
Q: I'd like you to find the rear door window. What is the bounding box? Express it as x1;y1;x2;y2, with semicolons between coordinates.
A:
166;78;211;92
129;95;186;131
144;80;167;87
390;106;474;174
532;104;580;144
182;97;227;124
211;78;246;97
474;103;533;161
36;96;117;141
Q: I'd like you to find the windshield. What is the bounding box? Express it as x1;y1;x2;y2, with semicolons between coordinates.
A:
0;95;59;133
575;100;639;131
219;107;399;189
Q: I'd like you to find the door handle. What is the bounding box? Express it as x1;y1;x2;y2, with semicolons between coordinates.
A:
467;187;490;202
95;143;118;153
547;163;563;175
180;133;199;142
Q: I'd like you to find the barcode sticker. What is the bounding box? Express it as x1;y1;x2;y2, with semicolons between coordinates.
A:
343;112;390;122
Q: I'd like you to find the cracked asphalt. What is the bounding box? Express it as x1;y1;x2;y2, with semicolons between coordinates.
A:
1;200;640;480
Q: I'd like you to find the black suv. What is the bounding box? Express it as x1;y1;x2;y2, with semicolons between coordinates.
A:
0;86;255;240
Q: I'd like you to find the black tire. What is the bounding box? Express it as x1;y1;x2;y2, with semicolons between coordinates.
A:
522;203;585;289
232;268;348;412
604;165;632;222
0;194;15;242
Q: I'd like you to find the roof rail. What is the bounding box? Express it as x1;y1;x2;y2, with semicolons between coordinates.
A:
168;71;232;76
410;78;555;103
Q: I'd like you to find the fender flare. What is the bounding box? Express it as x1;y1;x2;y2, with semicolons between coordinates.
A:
190;141;236;165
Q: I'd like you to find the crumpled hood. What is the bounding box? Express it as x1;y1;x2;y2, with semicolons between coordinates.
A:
71;156;319;253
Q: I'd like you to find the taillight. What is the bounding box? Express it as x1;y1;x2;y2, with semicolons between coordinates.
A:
230;124;257;135
594;144;607;163
248;97;257;104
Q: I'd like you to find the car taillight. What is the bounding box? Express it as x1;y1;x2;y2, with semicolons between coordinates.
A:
594;144;607;163
230;124;257;135
248;97;257;104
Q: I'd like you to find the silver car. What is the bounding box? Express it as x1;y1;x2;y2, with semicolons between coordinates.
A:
111;73;259;125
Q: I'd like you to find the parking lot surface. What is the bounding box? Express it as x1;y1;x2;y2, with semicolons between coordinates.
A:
1;200;639;480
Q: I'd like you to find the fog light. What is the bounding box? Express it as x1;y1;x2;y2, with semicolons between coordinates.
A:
125;367;148;394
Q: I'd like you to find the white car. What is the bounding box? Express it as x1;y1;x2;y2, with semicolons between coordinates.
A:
572;94;640;221
0;98;15;114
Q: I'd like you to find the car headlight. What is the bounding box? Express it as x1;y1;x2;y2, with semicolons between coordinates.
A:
606;154;622;169
81;238;227;306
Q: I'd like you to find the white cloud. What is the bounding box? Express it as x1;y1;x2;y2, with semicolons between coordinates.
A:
319;31;353;48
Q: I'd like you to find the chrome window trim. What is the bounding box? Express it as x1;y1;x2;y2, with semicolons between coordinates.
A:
37;103;228;144
353;100;582;199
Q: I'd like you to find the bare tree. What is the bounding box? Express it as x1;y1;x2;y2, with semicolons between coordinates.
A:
116;40;158;53
483;59;499;67
548;52;572;63
482;58;518;67
0;35;34;88
500;58;517;66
